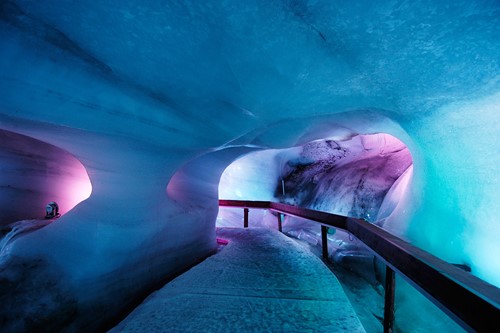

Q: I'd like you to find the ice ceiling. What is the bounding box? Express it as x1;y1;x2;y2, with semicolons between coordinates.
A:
0;0;499;332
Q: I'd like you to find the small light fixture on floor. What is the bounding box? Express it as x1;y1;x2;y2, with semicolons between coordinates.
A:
45;201;60;219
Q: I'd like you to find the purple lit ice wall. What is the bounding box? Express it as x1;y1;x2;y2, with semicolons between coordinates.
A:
219;133;412;222
278;133;412;221
0;129;91;226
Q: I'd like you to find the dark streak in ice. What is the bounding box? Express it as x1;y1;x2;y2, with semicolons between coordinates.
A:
0;0;112;74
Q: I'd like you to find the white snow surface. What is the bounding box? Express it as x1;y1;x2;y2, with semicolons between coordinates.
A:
0;0;498;331
110;227;365;333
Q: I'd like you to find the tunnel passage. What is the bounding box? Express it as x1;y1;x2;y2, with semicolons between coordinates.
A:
0;129;92;227
168;131;470;333
217;132;413;282
216;133;417;331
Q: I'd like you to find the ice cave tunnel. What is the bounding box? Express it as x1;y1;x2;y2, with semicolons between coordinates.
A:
0;0;499;332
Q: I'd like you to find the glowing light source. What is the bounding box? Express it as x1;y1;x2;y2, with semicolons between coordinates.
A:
0;129;92;224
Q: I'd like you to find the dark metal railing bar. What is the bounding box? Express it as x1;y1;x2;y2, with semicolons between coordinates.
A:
346;217;500;332
277;213;283;232
219;199;500;332
269;201;347;229
219;199;271;209
383;266;396;333
321;225;329;259
243;208;249;228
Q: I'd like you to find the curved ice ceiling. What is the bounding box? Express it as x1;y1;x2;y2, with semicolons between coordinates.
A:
0;0;499;332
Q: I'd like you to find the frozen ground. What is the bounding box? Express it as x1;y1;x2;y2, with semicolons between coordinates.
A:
109;227;365;333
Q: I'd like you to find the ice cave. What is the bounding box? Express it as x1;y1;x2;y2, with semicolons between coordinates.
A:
0;1;499;332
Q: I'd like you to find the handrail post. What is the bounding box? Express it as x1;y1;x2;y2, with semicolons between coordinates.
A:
384;265;396;333
244;208;249;228
277;213;283;232
321;226;328;259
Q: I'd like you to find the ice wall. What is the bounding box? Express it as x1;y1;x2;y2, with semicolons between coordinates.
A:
0;0;498;331
278;134;412;220
0;129;91;226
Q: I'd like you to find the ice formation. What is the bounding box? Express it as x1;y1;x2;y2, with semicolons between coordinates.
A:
0;129;91;226
218;132;413;271
0;0;499;331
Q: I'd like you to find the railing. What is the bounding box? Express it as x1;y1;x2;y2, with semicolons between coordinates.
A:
219;199;500;333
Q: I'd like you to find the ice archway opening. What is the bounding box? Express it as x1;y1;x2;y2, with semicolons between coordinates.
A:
167;111;418;239
0;128;92;227
217;132;413;225
215;131;414;289
167;120;423;331
213;132;474;333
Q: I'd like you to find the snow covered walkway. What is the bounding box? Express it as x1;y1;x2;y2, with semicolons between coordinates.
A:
109;228;366;333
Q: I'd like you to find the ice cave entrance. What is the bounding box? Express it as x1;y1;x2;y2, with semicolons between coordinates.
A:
218;132;413;228
0;129;92;228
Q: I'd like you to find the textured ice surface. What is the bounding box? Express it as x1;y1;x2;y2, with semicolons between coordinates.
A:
110;228;365;333
218;133;412;273
0;0;499;330
219;133;412;221
0;219;53;258
0;255;77;333
277;134;412;221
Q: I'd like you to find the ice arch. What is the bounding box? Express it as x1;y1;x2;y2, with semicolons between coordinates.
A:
0;129;92;226
218;132;413;223
170;111;418;237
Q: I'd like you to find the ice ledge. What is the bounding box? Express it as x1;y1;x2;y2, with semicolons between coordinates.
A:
110;227;365;333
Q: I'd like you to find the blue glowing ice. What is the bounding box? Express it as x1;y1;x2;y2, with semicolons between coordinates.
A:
0;0;498;331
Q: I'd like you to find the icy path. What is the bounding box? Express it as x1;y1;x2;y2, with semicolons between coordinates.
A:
109;228;365;333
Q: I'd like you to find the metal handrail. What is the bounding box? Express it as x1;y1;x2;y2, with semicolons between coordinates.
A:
219;199;500;333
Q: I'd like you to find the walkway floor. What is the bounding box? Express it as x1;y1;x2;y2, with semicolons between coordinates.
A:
109;228;366;333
